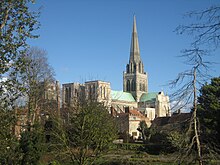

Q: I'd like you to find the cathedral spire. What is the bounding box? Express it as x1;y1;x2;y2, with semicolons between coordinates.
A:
124;16;148;101
130;15;141;63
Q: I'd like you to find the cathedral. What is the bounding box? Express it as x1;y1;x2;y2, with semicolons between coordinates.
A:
62;16;170;135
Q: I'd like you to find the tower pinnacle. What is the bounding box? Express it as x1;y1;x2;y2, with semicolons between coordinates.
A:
123;16;148;101
130;15;141;63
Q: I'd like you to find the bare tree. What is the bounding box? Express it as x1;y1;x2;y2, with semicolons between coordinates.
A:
170;5;220;165
19;47;55;129
176;5;220;50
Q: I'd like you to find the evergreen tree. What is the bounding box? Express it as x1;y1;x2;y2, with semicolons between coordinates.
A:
19;124;46;165
198;77;220;155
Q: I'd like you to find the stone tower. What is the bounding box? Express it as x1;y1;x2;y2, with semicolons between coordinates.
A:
123;16;148;102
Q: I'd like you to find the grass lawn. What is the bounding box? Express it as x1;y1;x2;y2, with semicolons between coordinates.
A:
94;149;177;165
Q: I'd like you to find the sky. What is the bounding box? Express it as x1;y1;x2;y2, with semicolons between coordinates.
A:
29;0;220;95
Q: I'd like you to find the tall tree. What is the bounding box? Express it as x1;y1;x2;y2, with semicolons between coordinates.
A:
0;0;40;109
170;5;220;165
0;1;39;164
19;47;55;127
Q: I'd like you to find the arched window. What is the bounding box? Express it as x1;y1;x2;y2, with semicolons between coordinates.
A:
69;87;71;98
126;80;130;91
65;88;68;103
139;83;142;91
143;84;145;91
75;89;78;97
89;85;92;94
130;63;133;73
134;64;136;73
93;85;95;94
89;85;93;99
139;62;142;73
65;87;70;103
100;86;103;98
131;80;136;91
126;64;129;73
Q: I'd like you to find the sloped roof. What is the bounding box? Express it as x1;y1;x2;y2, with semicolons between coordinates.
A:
168;113;192;124
140;92;158;102
111;90;135;102
151;113;192;132
129;109;144;116
151;117;170;127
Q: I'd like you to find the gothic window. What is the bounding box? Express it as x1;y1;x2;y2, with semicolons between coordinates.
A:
130;63;133;73
126;64;129;73
131;80;136;91
125;107;129;113
65;88;68;103
89;85;92;99
93;85;95;94
75;89;78;97
139;62;142;73
100;86;102;98
139;83;142;91
126;80;130;91
65;87;70;103
134;64;136;73
104;87;106;98
69;87;71;98
143;84;145;91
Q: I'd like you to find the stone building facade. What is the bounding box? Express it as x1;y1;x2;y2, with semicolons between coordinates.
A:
116;109;151;140
62;81;111;108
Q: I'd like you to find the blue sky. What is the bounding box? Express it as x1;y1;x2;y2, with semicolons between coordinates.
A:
29;0;220;94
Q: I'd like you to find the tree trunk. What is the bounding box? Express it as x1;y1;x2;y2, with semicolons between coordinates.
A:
193;68;202;165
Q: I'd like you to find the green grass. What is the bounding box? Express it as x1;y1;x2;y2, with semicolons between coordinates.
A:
39;148;220;165
94;149;177;165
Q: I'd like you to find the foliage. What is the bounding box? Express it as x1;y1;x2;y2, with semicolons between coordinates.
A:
166;131;184;151
113;143;144;151
149;131;170;145
137;120;150;143
50;102;117;165
0;0;40;109
19;124;46;165
0;110;22;164
198;77;220;155
0;0;40;163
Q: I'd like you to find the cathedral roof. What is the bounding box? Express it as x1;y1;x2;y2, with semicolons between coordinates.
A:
111;90;135;102
140;92;158;102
